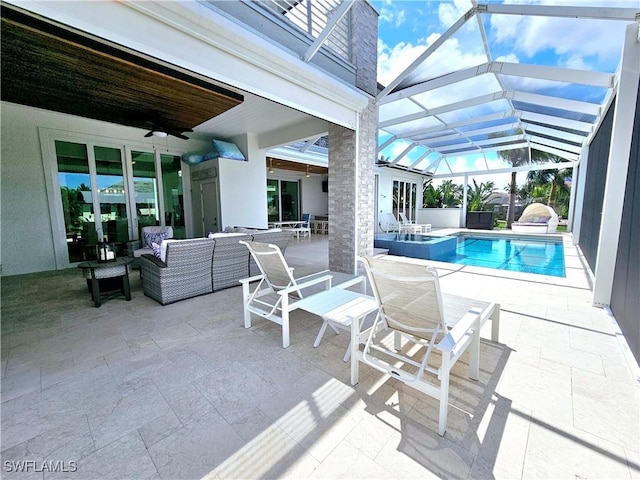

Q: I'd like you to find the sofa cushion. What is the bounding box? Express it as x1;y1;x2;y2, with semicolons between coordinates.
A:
208;232;247;238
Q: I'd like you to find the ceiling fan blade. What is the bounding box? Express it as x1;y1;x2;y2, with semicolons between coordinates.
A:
172;132;190;140
144;131;153;138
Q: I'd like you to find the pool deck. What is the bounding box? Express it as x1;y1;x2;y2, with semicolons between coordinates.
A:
1;232;638;479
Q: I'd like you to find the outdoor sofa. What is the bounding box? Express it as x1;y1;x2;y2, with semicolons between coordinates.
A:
139;229;292;305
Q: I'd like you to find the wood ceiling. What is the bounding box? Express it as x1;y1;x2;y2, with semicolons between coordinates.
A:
1;4;243;135
266;157;328;175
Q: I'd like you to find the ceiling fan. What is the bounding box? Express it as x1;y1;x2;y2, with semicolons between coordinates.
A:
144;124;193;140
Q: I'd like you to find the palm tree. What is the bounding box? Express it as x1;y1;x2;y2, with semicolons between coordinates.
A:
467;179;496;211
422;182;442;208
491;130;547;227
524;162;572;212
439;179;463;207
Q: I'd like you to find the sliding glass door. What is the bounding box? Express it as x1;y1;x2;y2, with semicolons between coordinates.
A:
54;139;184;263
266;179;300;222
56;141;92;263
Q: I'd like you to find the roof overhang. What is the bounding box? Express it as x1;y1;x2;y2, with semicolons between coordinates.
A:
1;3;244;136
3;0;370;131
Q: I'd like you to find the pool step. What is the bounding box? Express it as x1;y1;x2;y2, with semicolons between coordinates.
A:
373;247;389;256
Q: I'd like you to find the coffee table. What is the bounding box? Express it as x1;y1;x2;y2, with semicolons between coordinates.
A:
78;258;133;307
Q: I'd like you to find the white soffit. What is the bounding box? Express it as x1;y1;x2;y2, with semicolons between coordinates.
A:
377;2;639;177
7;0;369;130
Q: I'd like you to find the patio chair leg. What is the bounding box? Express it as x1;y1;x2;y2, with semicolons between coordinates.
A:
438;354;452;436
281;296;291;348
242;282;252;328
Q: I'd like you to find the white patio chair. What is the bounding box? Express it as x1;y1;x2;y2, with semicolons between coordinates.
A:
380;212;400;232
353;256;492;436
289;213;312;239
239;240;333;348
399;212;431;233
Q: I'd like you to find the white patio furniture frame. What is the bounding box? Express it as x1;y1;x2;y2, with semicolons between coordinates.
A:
295;282;374;362
352;255;499;436
239;241;363;348
399;212;432;233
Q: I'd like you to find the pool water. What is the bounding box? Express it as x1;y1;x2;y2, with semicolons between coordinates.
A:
374;233;566;277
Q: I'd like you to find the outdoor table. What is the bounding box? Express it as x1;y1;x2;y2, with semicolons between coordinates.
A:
295;287;379;379
78;257;133;307
268;221;307;229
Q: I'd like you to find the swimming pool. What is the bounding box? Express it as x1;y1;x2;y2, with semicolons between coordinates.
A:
374;233;566;277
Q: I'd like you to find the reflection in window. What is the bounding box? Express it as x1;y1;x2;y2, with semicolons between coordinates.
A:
160;154;185;239
56;141;91;263
132;151;159;234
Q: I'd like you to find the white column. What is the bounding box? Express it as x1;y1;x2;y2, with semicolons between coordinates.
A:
592;22;640;307
461;173;469;228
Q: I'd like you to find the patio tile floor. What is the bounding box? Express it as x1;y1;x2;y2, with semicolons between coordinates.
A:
1;233;638;479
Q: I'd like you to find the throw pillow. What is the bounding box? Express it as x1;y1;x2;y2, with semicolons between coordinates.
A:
144;232;166;248
151;242;162;258
211;140;246;161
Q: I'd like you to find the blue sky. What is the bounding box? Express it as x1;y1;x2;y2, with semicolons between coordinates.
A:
370;0;638;190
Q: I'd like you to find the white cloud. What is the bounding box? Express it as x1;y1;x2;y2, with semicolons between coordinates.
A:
377;38;427;87
377;30;489;88
378;5;407;28
489;3;631;70
438;0;474;28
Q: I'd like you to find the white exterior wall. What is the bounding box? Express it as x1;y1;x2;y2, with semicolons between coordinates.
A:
1;103;278;275
217;133;269;229
301;176;329;217
418;209;462;228
376;167;426;216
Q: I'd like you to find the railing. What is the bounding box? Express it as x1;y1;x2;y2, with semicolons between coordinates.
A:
253;0;351;62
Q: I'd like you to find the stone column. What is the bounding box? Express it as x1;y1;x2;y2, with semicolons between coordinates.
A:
327;2;378;274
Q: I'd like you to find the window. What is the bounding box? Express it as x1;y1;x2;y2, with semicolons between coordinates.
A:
393;179;417;222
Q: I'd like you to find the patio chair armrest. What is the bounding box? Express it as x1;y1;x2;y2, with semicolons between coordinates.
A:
239;274;265;285
278;274;333;297
294;269;329;282
140;254;167;268
436;307;481;354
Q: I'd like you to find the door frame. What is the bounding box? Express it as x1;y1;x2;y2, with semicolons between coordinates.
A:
39;127;186;269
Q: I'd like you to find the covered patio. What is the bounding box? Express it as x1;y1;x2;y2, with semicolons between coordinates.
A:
1;1;639;477
2;236;638;479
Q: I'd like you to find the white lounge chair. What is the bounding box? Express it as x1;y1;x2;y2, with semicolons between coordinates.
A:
399;212;431;233
289;213;312;239
352;256;498;436
380;212;400;232
511;203;559;234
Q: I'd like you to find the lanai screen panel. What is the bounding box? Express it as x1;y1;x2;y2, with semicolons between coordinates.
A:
376;2;636;178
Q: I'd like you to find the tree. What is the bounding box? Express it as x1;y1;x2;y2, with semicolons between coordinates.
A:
439;179;463;207
467;179;496;211
490;130;548;227
522;160;572;216
422;182;442;208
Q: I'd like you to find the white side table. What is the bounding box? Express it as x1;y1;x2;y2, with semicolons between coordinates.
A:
295;288;379;374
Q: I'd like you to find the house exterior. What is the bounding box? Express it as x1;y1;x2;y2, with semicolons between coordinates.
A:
2;0;639;366
1;0;378;276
